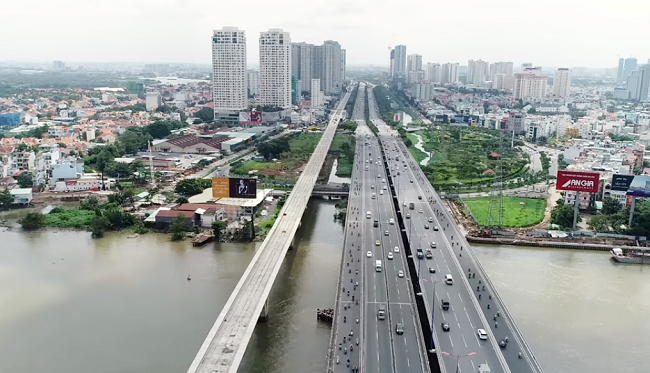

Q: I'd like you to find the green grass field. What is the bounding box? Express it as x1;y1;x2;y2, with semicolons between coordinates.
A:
462;196;546;227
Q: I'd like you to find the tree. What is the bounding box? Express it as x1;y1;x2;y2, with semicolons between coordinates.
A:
602;197;622;215
550;200;579;229
537;136;547;145
80;195;101;211
95;150;113;190
212;220;227;241
169;215;188;241
17;173;33;188
18;212;44;230
174;179;206;196
195;107;214;123
145;121;172;139
90;215;111;238
0;189;12;210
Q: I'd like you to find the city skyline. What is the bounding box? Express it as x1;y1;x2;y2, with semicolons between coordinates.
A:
1;0;649;67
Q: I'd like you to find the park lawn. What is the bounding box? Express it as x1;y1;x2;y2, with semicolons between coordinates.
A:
43;209;96;228
289;132;322;156
462;196;546;227
331;133;355;177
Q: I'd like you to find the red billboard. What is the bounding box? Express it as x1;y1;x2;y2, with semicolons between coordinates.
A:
556;171;600;193
239;111;262;125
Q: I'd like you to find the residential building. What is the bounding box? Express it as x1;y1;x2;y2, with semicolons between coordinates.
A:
425;63;441;83
415;83;436;101
53;61;65;70
617;58;625;82
291;40;346;95
212;27;248;125
408;70;425;85
513;70;547;100
311;79;323;107
389;49;395;78
625;65;650;102
291;42;314;93
489;62;513;80
407;54;422;72
492;74;515;90
440;63;459;84
10;188;32;205
553;68;572;98
624;58;638;80
393;45;407;79
259;29;292;109
145;92;161;111
247;70;260;97
467;59;489;86
521;63;533;70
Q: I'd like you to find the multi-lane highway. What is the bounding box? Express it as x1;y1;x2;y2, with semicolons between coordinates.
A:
330;83;428;373
367;84;543;373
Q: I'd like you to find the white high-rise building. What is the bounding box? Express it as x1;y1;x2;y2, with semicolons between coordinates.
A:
489;62;513;80
425;63;441;83
440;63;459;84
407;54;422;72
553;68;572;98
467;59;490;86
291;42;314;93
311;79;323;107
513;70;547;100
212;27;247;124
259;28;292;109
393;45;407;79
247;70;260;96
145;92;161;111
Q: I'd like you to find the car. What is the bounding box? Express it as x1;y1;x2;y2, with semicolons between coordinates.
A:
384;230;389;236
397;172;401;175
499;340;507;349
441;322;450;332
397;270;404;278
406;214;411;219
430;242;437;248
425;249;433;259
371;185;375;189
424;224;430;229
366;251;373;258
393;246;400;253
433;226;439;231
410;180;414;183
429;267;436;273
395;323;404;334
418;196;422;200
389;218;395;225
428;217;434;223
383;185;387;190
375;240;381;246
419;209;423;213
387;252;394;260
477;329;488;340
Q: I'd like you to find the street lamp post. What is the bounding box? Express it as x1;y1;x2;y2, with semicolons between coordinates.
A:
441;352;477;373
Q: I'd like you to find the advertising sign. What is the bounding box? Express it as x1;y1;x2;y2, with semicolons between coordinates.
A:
393;114;400;122
229;177;257;199
556;171;600;193
611;174;635;192
211;177;230;198
626;175;650;197
211;177;257;199
239;111;262;125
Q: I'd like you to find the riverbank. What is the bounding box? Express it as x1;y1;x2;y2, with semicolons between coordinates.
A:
465;235;636;251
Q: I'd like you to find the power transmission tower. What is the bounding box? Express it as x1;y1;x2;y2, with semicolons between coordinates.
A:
485;130;504;228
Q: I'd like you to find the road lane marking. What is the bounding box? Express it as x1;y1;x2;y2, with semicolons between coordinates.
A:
458;293;463;303
449;334;454;348
462;334;468;347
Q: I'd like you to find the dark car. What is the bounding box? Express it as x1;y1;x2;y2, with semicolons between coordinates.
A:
441;322;450;332
395;323;404;334
424;224;430;229
499;340;507;348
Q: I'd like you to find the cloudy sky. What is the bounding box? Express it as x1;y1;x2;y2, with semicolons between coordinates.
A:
1;0;648;68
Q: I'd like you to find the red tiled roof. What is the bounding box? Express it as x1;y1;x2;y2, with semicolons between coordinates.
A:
156;210;195;218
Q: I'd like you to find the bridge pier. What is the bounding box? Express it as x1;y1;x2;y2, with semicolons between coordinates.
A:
259;298;269;322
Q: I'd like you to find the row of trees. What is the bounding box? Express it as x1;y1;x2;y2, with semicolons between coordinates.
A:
257;137;291;160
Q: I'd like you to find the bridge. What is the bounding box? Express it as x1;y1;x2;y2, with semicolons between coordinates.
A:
366;85;544;373
312;183;349;197
186;89;353;373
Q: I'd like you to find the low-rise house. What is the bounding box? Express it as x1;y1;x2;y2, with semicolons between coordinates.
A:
10;188;32;205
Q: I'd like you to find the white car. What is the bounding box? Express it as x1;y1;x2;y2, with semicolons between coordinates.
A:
387;252;394;260
477;329;488;340
397;270;404;278
428;217;433;223
393;246;400;253
366;251;373;258
419;209;423;213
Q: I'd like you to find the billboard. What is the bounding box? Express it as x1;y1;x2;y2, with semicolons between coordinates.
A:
556;171;600;193
212;177;257;199
239;111;262;125
393;114;400;122
626;175;650;197
611;174;635;192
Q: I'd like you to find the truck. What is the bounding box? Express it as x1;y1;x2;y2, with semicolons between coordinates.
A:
409;202;415;210
440;299;450;310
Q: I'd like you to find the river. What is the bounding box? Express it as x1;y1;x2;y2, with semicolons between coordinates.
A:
1;204;649;373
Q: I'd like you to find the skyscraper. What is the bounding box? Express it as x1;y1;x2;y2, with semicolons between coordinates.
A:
393;45;407;79
291;42;314;93
259;29;292;109
247;70;260;96
513;70;547;100
425;63;441;83
626;65;650;101
440;63;459;84
212;27;247;124
624;58;638;80
292;40;345;95
617;58;625;82
467;59;489;86
489;62;513;80
389;49;395;78
407;54;422;72
553;68;572;98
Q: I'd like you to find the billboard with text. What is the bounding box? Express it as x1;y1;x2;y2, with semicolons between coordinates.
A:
611;174;635;192
556;171;600;193
212;177;257;199
239;111;262;125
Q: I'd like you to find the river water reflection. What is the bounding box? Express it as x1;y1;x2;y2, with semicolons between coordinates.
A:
2;202;649;373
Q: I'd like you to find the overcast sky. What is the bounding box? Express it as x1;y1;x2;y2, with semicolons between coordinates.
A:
1;0;648;68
